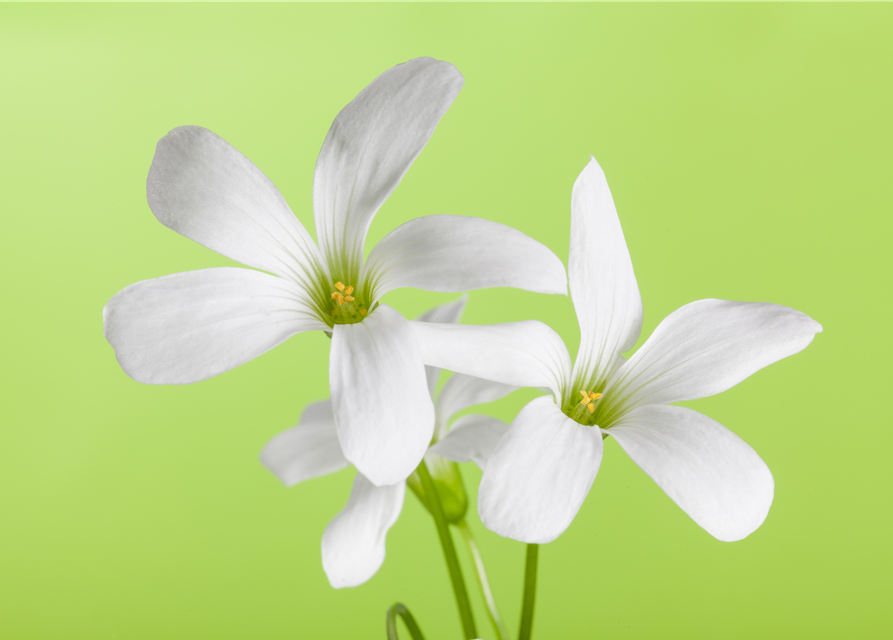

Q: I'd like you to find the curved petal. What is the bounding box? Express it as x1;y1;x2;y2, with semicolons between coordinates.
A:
363;215;567;301
313;58;463;276
416;295;468;397
435;373;516;438
607;404;774;542
411;321;571;400
259;400;349;486
569;157;643;391
607;299;823;410
330;305;434;486
429;414;510;470
321;474;405;588
103;268;327;384
478;396;603;543
147;126;326;287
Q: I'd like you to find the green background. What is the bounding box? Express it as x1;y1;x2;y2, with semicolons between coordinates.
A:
2;3;890;638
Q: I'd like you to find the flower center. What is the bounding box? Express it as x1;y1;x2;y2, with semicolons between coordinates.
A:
562;389;604;427
329;282;368;325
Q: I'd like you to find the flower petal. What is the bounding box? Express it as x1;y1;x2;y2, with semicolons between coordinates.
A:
330;305;434;486
434;373;516;438
569;157;643;391
411;321;571;399
415;296;468;397
478;396;603;543
363;215;567;301
429;414;510;470
259;400;349;486
607;299;823;410
313;58;463;276
103;268;327;384
147;126;325;287
607;404;774;541
321;473;405;588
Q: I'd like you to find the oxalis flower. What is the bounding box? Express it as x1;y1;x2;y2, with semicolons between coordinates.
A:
260;297;515;588
413;157;822;544
103;58;566;486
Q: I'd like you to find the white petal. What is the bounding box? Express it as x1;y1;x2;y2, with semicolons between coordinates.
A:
607;404;774;541
429;414;510;470
478;397;603;543
415;296;468;397
569;158;643;390
330;305;434;486
313;58;463;275
259;400;349;486
363;215;567;301
103;268;327;384
411;321;571;400
435;373;516;438
607;299;823;410
321;474;405;588
147;126;325;286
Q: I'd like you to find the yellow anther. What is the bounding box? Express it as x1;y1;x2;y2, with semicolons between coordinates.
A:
579;390;590;405
359;309;367;316
331;292;345;305
587;403;596;414
589;392;602;402
334;282;345;292
344;285;354;295
344;296;355;302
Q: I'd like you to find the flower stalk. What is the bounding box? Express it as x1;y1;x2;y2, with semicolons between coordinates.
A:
458;519;509;640
386;603;426;640
417;459;477;639
518;544;539;640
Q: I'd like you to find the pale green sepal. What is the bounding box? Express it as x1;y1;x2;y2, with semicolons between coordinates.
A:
407;454;468;524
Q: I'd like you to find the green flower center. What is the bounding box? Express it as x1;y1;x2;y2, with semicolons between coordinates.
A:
328;282;369;325
562;389;605;427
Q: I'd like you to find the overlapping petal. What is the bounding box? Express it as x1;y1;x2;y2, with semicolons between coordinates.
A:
103;268;327;384
429;414;510;470
478;397;604;543
434;373;516;438
147;126;325;287
321;474;405;588
363;215;567;301
330;305;434;487
313;58;463;276
412;321;571;399
259;400;349;486
415;296;468;396
569;157;643;390
606;299;823;411
607;404;774;541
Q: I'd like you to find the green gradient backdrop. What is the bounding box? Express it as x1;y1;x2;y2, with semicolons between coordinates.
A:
1;3;889;639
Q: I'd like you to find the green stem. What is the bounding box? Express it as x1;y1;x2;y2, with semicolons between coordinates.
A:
386;603;426;640
518;544;539;640
457;520;510;640
416;460;477;640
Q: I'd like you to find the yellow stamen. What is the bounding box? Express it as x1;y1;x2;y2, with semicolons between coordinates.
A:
359;309;367;316
344;296;355;303
579;390;590;405
587;403;596;414
344;285;354;295
589;392;602;402
334;282;345;292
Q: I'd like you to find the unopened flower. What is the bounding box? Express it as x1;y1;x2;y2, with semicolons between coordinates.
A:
260;298;515;587
413;157;822;544
103;58;566;487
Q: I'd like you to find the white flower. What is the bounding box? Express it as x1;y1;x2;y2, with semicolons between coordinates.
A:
103;58;566;487
412;157;823;544
260;297;515;588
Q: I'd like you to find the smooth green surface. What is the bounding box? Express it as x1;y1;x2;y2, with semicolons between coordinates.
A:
1;3;890;639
